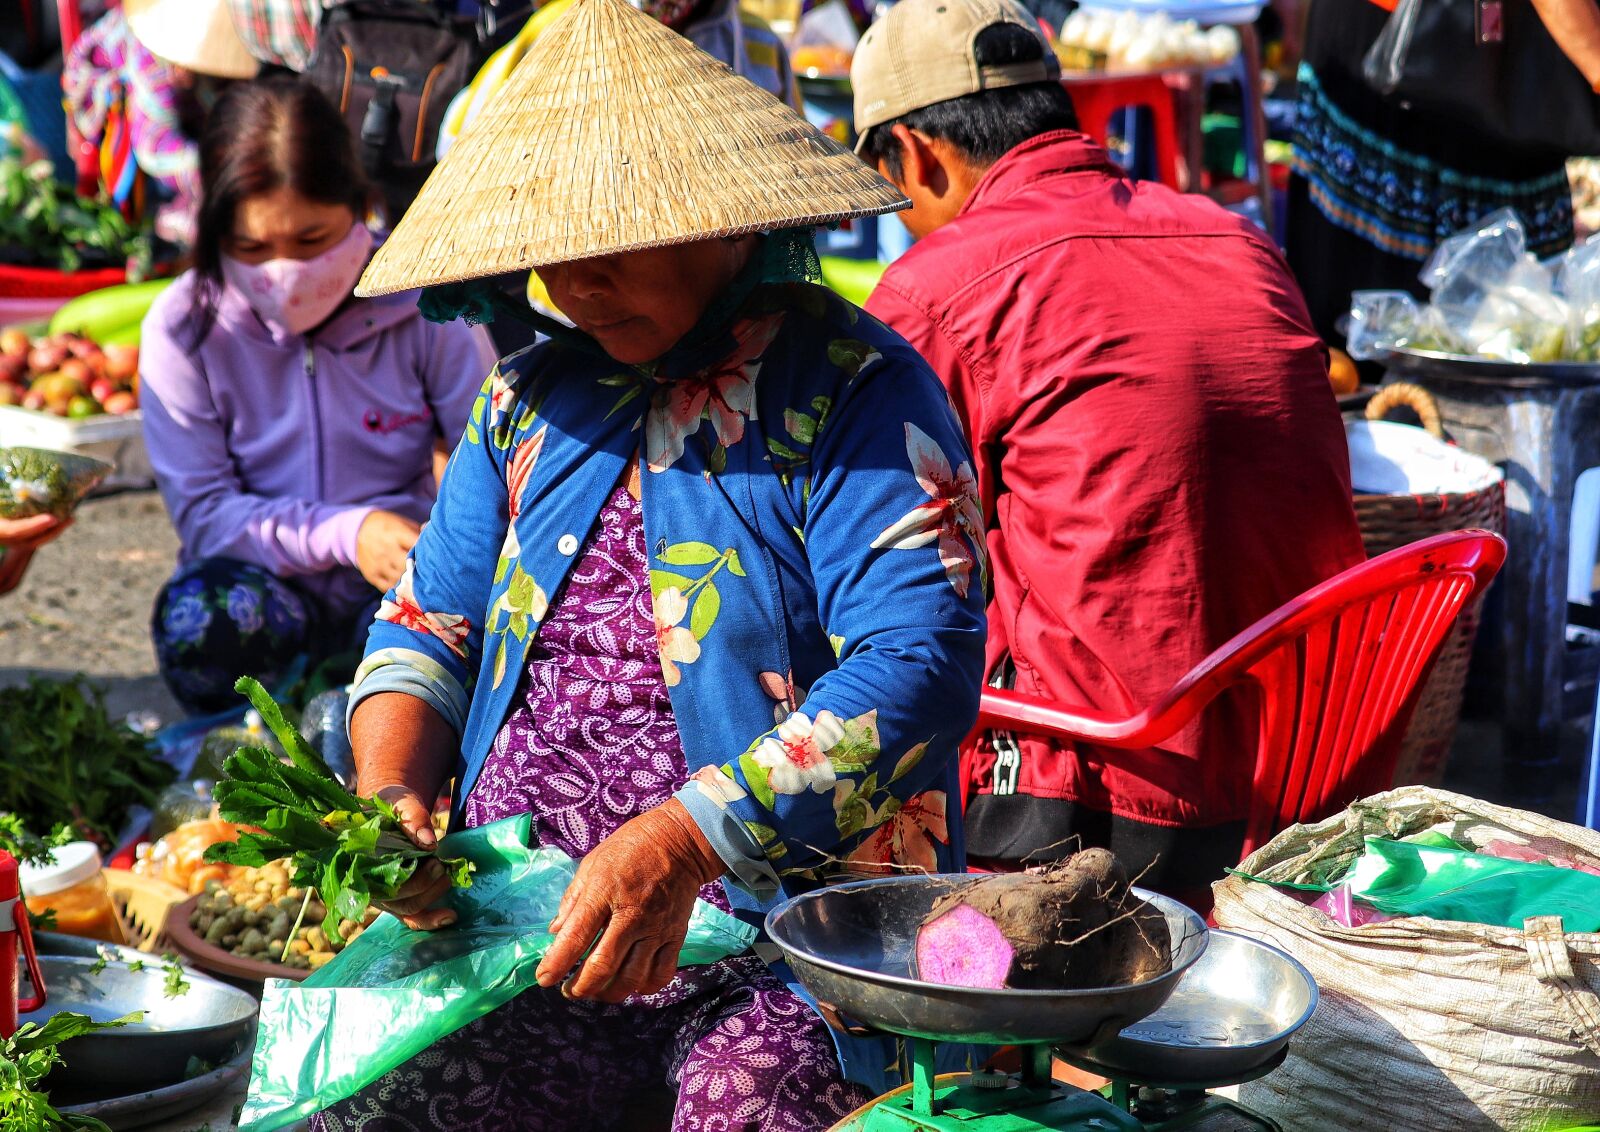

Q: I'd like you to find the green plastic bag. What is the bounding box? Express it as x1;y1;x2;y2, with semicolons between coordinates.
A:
1345;835;1600;931
239;815;758;1131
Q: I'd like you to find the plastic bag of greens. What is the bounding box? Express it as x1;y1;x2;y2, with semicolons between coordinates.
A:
0;447;111;520
1465;255;1571;363
238;814;757;1132
1559;237;1600;361
1344;835;1600;931
1346;290;1420;360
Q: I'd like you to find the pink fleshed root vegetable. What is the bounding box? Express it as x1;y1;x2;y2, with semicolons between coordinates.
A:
913;848;1171;990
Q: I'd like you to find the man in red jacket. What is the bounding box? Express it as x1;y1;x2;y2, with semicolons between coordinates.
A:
852;0;1365;900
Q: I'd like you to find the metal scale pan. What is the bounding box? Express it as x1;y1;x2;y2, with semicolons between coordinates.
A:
765;874;1210;1047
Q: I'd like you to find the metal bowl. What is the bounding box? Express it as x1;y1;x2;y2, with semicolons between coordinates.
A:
1381;346;1600;388
20;956;258;1102
1074;930;1317;1083
765;875;1208;1046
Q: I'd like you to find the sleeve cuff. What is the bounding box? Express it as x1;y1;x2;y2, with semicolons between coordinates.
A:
350;647;470;736
675;783;781;900
325;507;375;569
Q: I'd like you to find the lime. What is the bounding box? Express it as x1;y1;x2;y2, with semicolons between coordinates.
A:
67;395;101;419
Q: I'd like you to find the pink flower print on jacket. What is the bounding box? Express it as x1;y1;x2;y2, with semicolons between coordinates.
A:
872;423;989;598
376;560;472;659
506;424;547;519
645;314;784;473
652;586;702;687
847;789;949;874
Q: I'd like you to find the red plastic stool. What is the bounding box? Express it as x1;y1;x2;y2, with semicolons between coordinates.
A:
1064;73;1184;189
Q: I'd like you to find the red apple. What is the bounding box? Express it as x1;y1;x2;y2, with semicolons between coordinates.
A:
103;390;138;415
21;389;45;411
59;357;92;387
89;376;118;403
0;329;28;358
0;384;20;406
28;343;67;374
104;344;139;383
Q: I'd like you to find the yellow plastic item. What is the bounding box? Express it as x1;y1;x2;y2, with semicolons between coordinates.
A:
439;0;576;151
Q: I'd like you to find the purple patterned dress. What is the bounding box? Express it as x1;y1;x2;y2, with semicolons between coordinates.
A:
314;478;871;1132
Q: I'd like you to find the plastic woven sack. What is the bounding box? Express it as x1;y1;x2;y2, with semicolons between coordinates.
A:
0;446;111;519
1214;787;1600;1131
239;814;758;1131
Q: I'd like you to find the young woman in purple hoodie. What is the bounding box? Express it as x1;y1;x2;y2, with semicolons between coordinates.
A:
138;79;495;714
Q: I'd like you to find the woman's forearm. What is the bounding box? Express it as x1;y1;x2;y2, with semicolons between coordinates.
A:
1531;0;1600;87
351;690;457;803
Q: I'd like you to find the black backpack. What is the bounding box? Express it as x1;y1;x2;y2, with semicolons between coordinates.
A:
305;0;526;223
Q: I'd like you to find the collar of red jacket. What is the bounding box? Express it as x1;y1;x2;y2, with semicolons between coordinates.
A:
958;129;1123;219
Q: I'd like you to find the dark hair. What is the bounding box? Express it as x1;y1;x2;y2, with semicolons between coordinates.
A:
857;23;1078;180
185;77;372;347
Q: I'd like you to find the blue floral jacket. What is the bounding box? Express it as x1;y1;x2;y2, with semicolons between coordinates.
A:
352;283;987;1084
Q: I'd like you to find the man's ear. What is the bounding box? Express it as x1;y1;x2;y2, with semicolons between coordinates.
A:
890;123;950;198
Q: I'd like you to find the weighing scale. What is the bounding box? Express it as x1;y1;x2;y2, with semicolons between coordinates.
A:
765;876;1318;1132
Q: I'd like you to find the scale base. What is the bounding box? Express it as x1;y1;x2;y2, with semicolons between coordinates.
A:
832;1072;1142;1132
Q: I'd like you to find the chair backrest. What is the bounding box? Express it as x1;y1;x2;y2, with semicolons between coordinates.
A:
977;530;1506;859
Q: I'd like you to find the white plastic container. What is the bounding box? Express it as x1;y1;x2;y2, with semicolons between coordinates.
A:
0;406;152;491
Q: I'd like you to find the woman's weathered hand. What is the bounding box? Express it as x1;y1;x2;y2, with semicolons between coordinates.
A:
536;799;724;1004
356;510;421;593
366;783;457;931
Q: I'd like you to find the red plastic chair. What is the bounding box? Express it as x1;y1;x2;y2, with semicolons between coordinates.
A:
974;530;1507;860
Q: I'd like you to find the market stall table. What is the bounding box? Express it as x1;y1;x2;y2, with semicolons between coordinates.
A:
1381;348;1600;803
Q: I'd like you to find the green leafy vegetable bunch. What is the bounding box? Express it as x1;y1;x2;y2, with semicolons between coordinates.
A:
0;677;175;845
205;678;472;941
0;1011;136;1131
0;159;153;277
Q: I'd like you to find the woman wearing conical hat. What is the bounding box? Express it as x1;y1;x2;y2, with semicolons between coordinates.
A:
324;0;987;1126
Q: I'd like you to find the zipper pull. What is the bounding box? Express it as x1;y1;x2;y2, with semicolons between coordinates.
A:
303;343;315;376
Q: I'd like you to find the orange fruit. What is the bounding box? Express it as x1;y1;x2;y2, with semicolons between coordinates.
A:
1328;347;1360;395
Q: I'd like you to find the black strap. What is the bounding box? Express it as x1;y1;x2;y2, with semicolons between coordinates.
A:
359;78;401;180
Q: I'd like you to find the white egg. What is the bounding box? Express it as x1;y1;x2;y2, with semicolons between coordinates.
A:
1061;9;1090;45
1083;10;1115;50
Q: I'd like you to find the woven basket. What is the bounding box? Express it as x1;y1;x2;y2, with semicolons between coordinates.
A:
1356;383;1505;787
105;868;186;953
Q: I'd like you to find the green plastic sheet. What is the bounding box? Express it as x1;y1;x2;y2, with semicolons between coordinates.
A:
238;815;758;1131
1345;835;1600;931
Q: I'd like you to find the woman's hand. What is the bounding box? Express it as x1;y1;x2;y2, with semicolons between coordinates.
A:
536;800;725;1004
0;515;71;595
351;693;461;931
364;784;458;931
357;510;422;593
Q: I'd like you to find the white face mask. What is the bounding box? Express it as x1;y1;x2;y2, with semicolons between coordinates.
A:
221;223;375;337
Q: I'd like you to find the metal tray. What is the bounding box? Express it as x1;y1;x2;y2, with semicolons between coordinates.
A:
20;956;257;1102
1071;929;1317;1082
57;1044;249;1131
1381;346;1600;388
765;875;1208;1046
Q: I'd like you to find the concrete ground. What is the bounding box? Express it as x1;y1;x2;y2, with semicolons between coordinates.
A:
0;488;182;723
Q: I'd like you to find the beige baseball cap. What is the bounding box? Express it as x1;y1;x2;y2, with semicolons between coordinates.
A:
851;0;1060;151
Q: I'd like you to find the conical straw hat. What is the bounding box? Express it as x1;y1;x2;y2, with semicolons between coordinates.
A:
357;0;907;296
124;0;261;80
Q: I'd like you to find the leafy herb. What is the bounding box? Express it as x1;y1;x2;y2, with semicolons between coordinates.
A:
0;679;176;846
206;677;473;941
0;1011;137;1131
161;954;190;998
126;960;144;973
0;159;154;277
0;815;75;868
87;954;108;977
